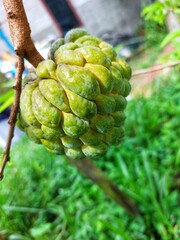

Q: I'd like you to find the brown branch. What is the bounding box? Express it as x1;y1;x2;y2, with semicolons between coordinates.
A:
132;61;180;77
2;0;44;67
0;0;44;179
0;56;24;180
68;158;139;217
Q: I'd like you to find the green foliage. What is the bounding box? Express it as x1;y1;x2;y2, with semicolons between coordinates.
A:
161;30;180;61
0;90;14;113
0;72;14;113
142;6;168;48
143;19;167;48
142;1;166;25
142;0;180;60
161;30;180;48
142;0;180;25
0;68;179;239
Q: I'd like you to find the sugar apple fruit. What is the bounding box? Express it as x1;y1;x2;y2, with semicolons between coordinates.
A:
17;28;131;160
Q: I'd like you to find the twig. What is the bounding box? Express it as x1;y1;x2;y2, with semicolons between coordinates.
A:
0;0;44;179
2;0;44;67
132;60;180;76
68;158;139;217
0;56;24;180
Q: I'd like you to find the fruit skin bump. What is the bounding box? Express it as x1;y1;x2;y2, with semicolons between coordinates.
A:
17;28;132;159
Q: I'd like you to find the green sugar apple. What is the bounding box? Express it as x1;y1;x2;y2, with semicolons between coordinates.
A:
17;28;131;160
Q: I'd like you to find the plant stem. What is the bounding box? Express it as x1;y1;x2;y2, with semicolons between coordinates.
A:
68;157;139;217
1;0;44;179
2;0;44;67
132;60;180;76
0;56;24;180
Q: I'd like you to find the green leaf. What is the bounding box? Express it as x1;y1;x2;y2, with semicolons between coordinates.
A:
141;2;165;25
30;223;51;237
9;234;29;240
161;30;180;48
0;95;14;113
0;89;14;105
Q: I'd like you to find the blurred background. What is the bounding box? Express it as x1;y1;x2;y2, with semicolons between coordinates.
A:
0;0;180;239
0;0;144;52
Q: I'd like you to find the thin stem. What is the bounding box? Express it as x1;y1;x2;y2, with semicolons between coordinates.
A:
0;56;24;180
132;60;180;77
1;0;44;180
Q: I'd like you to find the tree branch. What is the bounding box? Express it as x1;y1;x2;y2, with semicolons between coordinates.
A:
0;56;24;180
2;0;44;67
132;61;180;77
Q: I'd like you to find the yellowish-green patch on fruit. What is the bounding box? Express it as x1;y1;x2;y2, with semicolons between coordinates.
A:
99;41;116;60
122;79;131;97
91;114;114;133
26;125;43;144
36;60;56;79
111;111;126;127
61;136;82;148
62;112;89;138
56;65;100;100
57;42;78;51
39;79;70;112
116;58;132;80
111;94;127;111
80;129;103;146
75;35;101;46
16;113;28;131
82;142;108;158
56;50;85;66
110;65;124;94
48;38;64;60
41;139;64;154
104;127;125;145
55;43;84;66
20;80;39;126
64;28;89;43
85;63;114;93
112;61;126;79
32;87;61;128
65;89;97;119
64;147;85;160
95;94;116;114
76;46;111;68
41;125;65;140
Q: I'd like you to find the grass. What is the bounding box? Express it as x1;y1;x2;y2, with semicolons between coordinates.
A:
0;68;180;240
